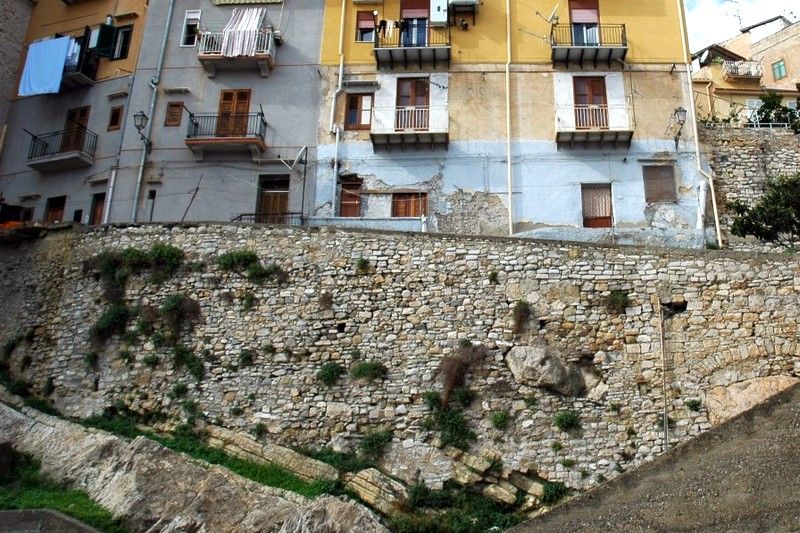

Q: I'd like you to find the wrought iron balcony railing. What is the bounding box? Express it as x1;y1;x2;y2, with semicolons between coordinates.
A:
27;125;98;161
374;23;450;49
186;112;267;140
197;29;275;57
550;23;627;47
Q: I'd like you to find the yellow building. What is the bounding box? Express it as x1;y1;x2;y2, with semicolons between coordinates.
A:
692;17;800;124
313;0;709;247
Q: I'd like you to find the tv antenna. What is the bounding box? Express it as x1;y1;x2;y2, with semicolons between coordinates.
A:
536;4;560;24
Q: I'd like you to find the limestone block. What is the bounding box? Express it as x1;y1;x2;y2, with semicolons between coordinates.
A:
506;341;586;396
705;376;800;425
482;481;518;505
452;463;482;486
345;468;408;516
278;495;390;533
380;441;454;489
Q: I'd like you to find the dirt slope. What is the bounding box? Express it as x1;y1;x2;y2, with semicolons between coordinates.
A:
516;384;800;532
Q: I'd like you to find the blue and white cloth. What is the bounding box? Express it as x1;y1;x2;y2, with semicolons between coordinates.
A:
18;36;72;97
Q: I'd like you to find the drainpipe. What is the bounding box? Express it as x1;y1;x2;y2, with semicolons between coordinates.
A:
102;167;117;223
130;0;176;223
505;0;514;236
705;81;713;116
676;0;722;247
332;126;341;215
328;0;347;133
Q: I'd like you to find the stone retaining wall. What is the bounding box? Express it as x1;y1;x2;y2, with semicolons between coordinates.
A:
1;224;799;495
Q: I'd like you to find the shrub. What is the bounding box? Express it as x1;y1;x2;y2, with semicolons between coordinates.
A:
159;293;201;342
440;342;485;406
83;352;99;371
554;410;581;432
239;349;255;367
427;406;476;451
7;379;30;396
170;383;188;399
609;402;622;414
488;271;499;284
120;247;150;272
90;303;131;345
20;355;32;370
512;300;531;334
317;362;345;386
423;391;442;411
218;250;260;271
490;410;510;430
560;459;575;468
43;377;55;396
252;423;266;440
551;441;563;452
541;481;569;505
684;399;702;411
172;345;204;381
298;446;374;473
143;354;159;368
453;387;476;409
2;336;20;360
524;395;538;409
246;262;288;284
242;292;256;313
186;356;204;382
148;243;184;282
356;257;370;275
606;290;630;314
151;330;167;347
350;361;388;382
230;406;244;416
137;305;158;336
359;429;393;459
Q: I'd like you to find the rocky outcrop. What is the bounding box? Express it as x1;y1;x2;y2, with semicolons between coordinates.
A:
380;440;454;489
0;400;384;532
705;376;800;425
278;496;389;533
206;425;338;482
345;468;408;515
506;342;586;396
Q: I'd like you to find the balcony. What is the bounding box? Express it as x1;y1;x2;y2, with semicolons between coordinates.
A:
551;24;628;67
555;104;634;148
722;60;763;81
27;126;98;173
185;112;267;160
370;105;449;150
197;29;276;78
374;23;451;70
62;50;99;90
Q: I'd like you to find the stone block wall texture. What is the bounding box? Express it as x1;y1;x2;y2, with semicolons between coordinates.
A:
0;0;32;126
1;224;799;492
700;126;800;250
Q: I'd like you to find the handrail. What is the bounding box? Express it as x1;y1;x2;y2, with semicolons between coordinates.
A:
555;104;634;131
375;22;450;49
550;23;627;47
186;112;267;139
232;212;303;225
27;125;98;160
198;29;274;56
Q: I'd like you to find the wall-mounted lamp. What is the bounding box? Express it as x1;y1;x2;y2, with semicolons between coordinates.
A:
133;111;152;153
673;106;687;149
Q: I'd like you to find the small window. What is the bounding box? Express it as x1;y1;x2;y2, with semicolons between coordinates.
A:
112;25;133;60
356;11;376;42
345;94;372;130
108;106;123;131
581;184;613;228
164;102;183;127
643;166;677;203
392;193;428;218
182;10;201;47
21;207;34;222
44;196;67;224
72;209;83;223
339;180;362;217
772;59;787;81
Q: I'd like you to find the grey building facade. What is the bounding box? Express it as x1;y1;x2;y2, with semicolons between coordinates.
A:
109;0;323;224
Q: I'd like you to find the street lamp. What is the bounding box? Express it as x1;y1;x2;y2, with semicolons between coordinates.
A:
673;106;687;149
133;110;152;153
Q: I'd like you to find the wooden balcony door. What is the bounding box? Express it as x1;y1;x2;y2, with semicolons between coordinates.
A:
396;78;430;131
256;175;289;224
569;0;599;45
61;106;90;152
573;77;608;129
90;192;106;225
400;0;428;46
216;89;251;137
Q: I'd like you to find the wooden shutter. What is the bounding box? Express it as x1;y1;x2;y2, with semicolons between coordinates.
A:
401;0;429;18
392;193;427;217
581;185;612;228
643;166;677;202
570;0;599;23
217;89;250;136
339;183;362;217
94;24;117;58
165;102;183;126
357;11;375;29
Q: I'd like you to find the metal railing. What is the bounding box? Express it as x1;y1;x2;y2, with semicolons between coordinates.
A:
375;22;450;48
556;104;634;131
27;125;98;161
232;212;303;225
551;24;627;47
186;112;267;140
371;105;449;133
722;60;763;78
395;106;431;131
197;29;275;57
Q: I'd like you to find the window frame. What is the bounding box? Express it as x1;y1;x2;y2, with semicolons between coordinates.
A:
164;101;184;127
580;183;613;228
642;165;677;204
107;105;123;131
772;59;787;81
391;192;428;218
355;11;376;42
111;25;133;61
181;10;202;47
345;94;373;130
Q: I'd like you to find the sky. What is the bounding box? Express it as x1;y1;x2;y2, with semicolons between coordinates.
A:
685;0;798;51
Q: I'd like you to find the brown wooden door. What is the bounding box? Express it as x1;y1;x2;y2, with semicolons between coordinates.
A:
339;182;362;217
90;192;105;225
581;185;613;228
61;106;90;152
573;77;608;129
217;89;251;137
396;78;430;130
256;175;289;223
45;196;67;224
